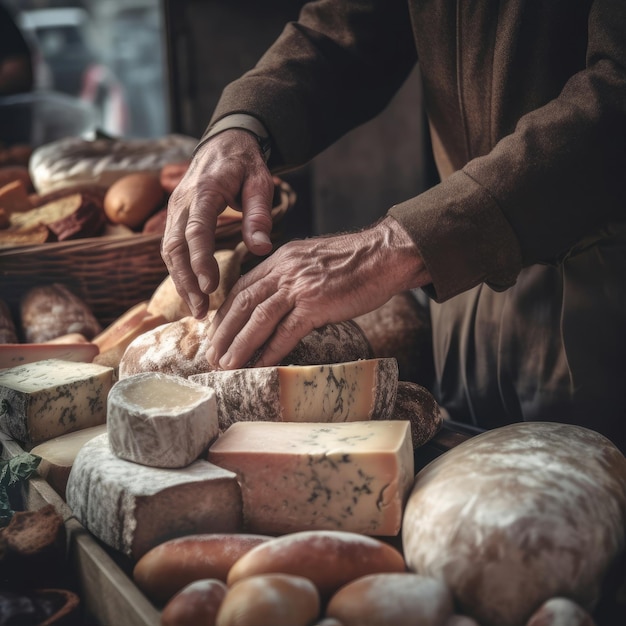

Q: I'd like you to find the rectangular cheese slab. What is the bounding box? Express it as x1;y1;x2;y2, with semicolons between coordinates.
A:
66;433;243;560
207;420;414;536
0;358;113;445
190;358;398;431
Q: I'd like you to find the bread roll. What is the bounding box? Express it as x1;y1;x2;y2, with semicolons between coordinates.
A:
227;530;406;600
104;172;165;229
402;422;626;626
216;574;320;626
20;283;102;343
134;533;272;604
326;573;454;626
161;579;227;626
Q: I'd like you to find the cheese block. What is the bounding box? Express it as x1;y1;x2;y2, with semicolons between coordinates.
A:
118;319;372;380
107;372;218;468
29;424;107;497
0;359;113;445
66;433;243;560
207;420;414;535
402;422;626;626
191;357;398;431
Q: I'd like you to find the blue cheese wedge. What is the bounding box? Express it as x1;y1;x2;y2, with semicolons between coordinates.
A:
190;358;399;431
0;358;113;445
107;372;218;468
207;420;414;536
66;433;243;560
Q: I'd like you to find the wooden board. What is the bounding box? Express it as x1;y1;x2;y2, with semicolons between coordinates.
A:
1;435;161;626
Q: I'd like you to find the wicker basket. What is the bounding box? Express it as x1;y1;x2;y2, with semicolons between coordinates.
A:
0;180;295;328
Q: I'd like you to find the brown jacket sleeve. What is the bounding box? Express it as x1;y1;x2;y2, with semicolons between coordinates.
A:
209;0;626;302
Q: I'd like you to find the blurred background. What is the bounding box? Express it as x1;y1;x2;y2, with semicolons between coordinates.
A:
1;0;435;238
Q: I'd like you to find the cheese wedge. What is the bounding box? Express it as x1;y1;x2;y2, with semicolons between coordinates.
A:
107;372;218;468
0;359;113;445
207;420;414;536
190;357;398;431
66;433;242;560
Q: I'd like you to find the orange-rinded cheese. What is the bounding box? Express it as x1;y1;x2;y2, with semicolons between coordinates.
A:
208;420;414;536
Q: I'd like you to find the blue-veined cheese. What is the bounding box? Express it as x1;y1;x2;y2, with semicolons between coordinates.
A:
66;433;242;560
0;358;113;445
107;372;218;468
207;420;414;536
190;358;398;431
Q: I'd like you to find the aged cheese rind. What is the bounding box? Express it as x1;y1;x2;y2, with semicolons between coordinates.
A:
191;358;398;431
402;422;626;626
107;372;218;468
0;359;113;445
66;433;242;560
208;420;414;536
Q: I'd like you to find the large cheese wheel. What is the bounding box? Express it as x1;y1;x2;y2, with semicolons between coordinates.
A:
106;372;218;468
192;358;398;431
118;319;372;380
402;422;626;626
66;433;242;560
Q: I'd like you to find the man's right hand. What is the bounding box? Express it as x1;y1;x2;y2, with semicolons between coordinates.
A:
161;129;275;319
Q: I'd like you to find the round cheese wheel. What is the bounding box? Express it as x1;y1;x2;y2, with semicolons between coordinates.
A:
402;422;626;626
161;579;227;626
227;530;406;599
107;372;218;469
216;573;320;626
133;533;272;604
326;573;453;626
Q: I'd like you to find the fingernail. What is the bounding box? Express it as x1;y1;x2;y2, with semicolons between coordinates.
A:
198;274;211;293
219;353;232;370
251;231;272;248
189;292;205;315
207;346;216;366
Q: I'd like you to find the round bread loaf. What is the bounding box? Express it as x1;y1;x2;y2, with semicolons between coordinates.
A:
326;573;453;626
402;422;626;626
104;172;165;229
216;573;320;626
227;530;406;600
133;533;272;604
160;579;227;626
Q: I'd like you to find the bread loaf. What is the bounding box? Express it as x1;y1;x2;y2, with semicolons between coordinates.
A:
161;579;227;626
325;573;454;626
226;530;407;600
133;533;272;604
402;422;626;626
104;172;165;229
216;574;320;626
20;283;102;343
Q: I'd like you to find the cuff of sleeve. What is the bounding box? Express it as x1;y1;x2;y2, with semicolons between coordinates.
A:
388;170;522;302
195;113;272;162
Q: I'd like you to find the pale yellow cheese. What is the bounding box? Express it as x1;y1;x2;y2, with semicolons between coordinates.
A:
208;420;414;536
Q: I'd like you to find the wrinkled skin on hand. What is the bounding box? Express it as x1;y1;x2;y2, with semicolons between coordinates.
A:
161;130;275;318
207;216;431;369
161;129;431;370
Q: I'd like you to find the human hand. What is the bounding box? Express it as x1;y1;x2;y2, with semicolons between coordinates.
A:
207;216;431;369
161;130;275;318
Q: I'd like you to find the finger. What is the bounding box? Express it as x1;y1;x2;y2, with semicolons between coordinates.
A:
252;309;316;368
240;175;274;256
210;288;293;370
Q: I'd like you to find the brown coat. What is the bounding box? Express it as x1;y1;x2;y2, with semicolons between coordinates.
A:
210;0;626;301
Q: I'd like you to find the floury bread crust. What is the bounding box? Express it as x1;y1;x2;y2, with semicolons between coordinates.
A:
66;434;242;560
118;318;373;380
402;422;626;626
191;358;399;431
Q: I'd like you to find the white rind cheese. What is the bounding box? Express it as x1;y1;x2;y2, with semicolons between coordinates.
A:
207;420;414;536
190;358;398;431
66;433;243;560
0;358;113;445
107;372;218;468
